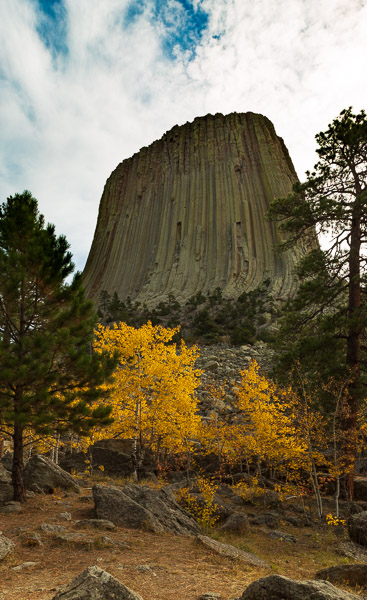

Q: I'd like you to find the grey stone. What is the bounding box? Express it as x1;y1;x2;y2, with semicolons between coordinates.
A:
268;530;297;543
348;511;367;546
40;523;67;533
250;512;279;528
24;455;80;494
337;541;367;562
93;483;200;535
0;453;13;471
99;536;131;550
0;501;21;513
30;483;44;494
0;534;15;561
136;564;156;575
58;511;72;521
51;533;94;548
74;519;115;531
220;512;249;534
240;574;361;599
12;561;38;571
353;478;367;501
197;535;269;569
0;463;13;503
316;563;367;587
203;361;220;372
52;565;143;599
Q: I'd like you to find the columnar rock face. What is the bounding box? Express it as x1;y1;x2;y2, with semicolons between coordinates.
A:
83;112;309;305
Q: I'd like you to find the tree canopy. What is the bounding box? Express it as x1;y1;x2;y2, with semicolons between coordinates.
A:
0;191;117;501
268;108;367;496
93;321;202;479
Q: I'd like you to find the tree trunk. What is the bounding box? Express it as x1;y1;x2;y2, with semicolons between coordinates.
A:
12;420;26;502
345;206;362;500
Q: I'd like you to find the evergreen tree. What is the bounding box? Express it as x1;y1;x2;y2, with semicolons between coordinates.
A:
0;191;117;501
268;108;367;497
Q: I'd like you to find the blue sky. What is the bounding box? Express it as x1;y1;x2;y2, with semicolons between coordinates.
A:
1;0;367;270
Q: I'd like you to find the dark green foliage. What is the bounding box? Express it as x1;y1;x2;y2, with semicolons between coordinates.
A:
186;291;207;307
268;108;367;385
229;324;256;346
267;108;367;494
0;192;117;501
97;279;276;346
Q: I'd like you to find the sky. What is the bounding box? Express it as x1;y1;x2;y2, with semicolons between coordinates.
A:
1;0;367;272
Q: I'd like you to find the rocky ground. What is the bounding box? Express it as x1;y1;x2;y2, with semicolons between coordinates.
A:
1;473;367;600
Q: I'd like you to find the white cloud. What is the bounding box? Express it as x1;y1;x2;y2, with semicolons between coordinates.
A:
0;0;366;270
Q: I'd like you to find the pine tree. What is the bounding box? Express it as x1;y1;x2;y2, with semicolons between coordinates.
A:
0;191;117;501
268;108;367;497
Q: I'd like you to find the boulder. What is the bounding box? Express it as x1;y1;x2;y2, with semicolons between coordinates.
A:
353;478;367;501
59;439;156;478
316;564;367;587
347;511;367;546
74;519;115;531
197;535;269;569
216;484;245;507
23;455;80;494
93;483;200;535
0;453;13;471
219;512;250;534
0;463;13;503
268;530;297;543
0;534;15;561
52;565;142;599
0;501;21;513
240;574;361;599
40;523;67;533
250;512;279;528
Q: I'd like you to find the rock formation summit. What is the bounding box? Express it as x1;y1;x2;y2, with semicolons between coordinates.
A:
83;112;308;306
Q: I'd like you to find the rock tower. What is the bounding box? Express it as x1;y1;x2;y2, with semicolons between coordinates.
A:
83;112;308;306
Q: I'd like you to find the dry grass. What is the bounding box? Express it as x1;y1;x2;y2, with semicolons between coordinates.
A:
0;483;363;600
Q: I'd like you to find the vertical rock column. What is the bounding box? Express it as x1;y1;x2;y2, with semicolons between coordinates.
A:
83;112;308;306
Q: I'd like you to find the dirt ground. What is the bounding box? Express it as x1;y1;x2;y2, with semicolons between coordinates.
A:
0;486;363;600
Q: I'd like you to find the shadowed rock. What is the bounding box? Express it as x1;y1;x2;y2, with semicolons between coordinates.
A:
52;565;142;599
197;534;269;569
240;574;361;599
316;564;367;587
23;455;80;494
84;112;312;307
0;463;13;503
93;483;200;535
0;534;15;561
348;511;367;546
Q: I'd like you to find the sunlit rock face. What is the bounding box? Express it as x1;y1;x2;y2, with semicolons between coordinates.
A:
83;112;308;306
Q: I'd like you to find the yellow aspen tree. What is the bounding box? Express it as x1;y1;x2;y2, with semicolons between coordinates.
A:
235;361;307;482
93;321;202;479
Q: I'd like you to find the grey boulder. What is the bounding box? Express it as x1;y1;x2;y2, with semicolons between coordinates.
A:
219;512;249;534
240;574;361;599
347;510;367;546
0;463;13;503
23;455;80;494
316;563;367;587
0;534;15;561
93;483;200;535
52;565;142;599
197;535;269;569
